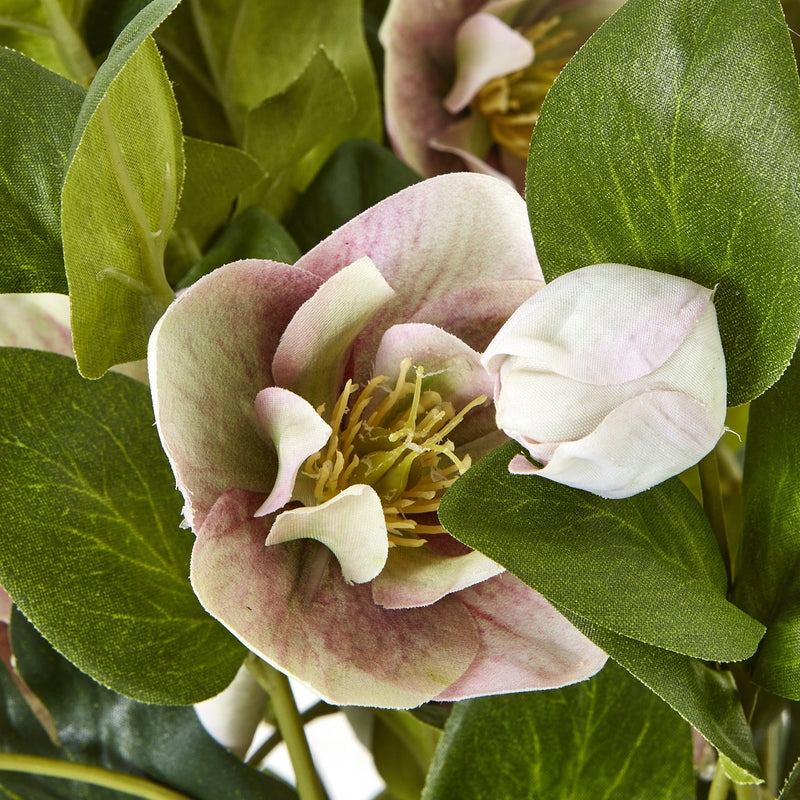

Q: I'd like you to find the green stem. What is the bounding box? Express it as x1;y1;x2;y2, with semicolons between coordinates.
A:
247;657;326;800
0;754;191;800
709;759;732;800
40;0;96;86
699;448;732;585
246;700;338;767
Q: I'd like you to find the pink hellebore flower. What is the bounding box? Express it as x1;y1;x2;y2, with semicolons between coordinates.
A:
483;264;728;499
148;174;607;709
381;0;625;191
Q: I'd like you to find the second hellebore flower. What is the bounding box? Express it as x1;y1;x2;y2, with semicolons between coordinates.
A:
482;263;728;499
380;0;625;190
148;174;606;708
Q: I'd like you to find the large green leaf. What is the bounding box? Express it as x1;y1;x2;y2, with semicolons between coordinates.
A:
562;611;762;783
0;47;84;294
735;342;800;699
287;138;421;253
9;607;297;800
0;0;71;79
423;662;694;800
0;349;244;704
62;0;183;378
439;441;764;662
526;0;800;405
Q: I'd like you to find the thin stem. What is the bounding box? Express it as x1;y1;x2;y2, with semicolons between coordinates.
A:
0;754;191;800
246;700;338;767
247;657;326;800
709;759;732;800
699;448;732;585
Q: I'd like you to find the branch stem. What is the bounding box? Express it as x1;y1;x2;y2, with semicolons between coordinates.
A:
699;448;732;585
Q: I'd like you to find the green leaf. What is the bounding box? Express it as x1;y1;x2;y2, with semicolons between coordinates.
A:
62;0;183;379
0;47;84;294
9;607;298;800
423;662;694;800
287;138;421;253
0;1;69;79
243;47;356;217
561;611;762;784
779;758;800;799
176;206;301;290
735;342;800;699
439;441;764;662
0;349;244;704
526;0;800;405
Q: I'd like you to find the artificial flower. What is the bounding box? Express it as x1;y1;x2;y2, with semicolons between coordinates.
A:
148;173;607;709
381;0;625;191
482;263;727;499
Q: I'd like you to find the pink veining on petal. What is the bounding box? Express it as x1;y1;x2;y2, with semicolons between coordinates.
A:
435;572;607;701
252;387;332;517
443;13;533;113
192;490;480;709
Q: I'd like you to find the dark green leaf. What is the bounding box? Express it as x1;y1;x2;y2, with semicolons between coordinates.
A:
0;47;84;294
177;206;301;289
439;441;764;662
423;662;694;800
63;0;183;378
735;342;800;699
287;138;421;253
561;611;762;783
779;758;800;799
0;349;244;704
526;0;800;404
9;608;297;800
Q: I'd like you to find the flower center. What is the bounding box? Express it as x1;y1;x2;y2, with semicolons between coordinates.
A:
302;358;486;548
475;16;574;159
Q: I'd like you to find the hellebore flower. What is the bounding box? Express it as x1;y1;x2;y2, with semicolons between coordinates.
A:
148;174;607;708
381;0;625;191
482;263;728;499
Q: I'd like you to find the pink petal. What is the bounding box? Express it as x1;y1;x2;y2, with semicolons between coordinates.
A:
266;485;389;585
0;586;10;624
429;116;512;183
272;257;395;408
372;547;504;609
443;13;533;113
191;490;480;708
295;174;541;383
483;264;714;386
435;572;607;700
0;293;73;356
148;260;322;528
252;388;332;517
515;390;726;499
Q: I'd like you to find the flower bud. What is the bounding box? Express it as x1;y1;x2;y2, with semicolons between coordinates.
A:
482;264;727;498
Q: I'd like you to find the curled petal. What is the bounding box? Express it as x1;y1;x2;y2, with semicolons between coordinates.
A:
444;13;534;113
372;547;505;609
253;388;332;517
435;572;608;701
266;485;389;585
192;490;480;708
430;116;514;186
510;391;725;499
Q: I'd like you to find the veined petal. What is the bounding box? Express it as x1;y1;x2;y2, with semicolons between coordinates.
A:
252;388;332;517
192;490;480;709
444;13;534;113
272;257;395;409
483;264;714;385
0;293;72;355
515;390;726;499
148;260;321;528
435;572;607;700
266;485;389;585
296;174;541;382
372;547;504;609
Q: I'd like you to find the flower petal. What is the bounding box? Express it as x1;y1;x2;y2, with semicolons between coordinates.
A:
513;390;726;499
435;572;607;700
296;173;541;382
272;257;395;408
266;485;389;585
148;260;322;528
252;388;332;517
443;13;534;113
0;293;73;355
372;547;504;609
483;264;715;385
192;490;480;708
